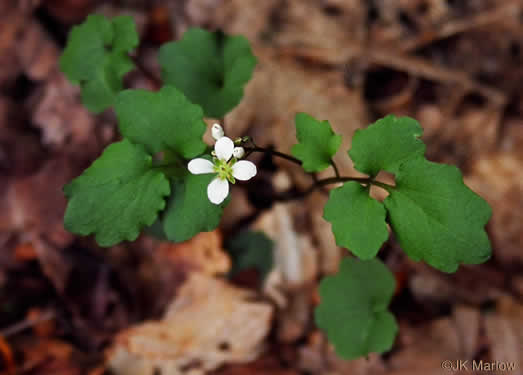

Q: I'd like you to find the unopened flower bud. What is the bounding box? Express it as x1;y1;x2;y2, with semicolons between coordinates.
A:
233;146;245;159
211;123;224;140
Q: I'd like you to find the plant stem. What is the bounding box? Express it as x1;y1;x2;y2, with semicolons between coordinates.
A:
244;145;394;200
244;146;302;165
331;159;340;178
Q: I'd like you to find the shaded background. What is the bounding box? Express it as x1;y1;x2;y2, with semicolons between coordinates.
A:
1;0;523;373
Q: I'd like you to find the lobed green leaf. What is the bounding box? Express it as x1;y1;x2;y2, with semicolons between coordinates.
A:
384;157;492;272
315;258;398;359
59;14;138;113
349;115;425;176
115;86;207;157
158;28;257;118
63;139;170;247
324;182;389;259
291;113;342;172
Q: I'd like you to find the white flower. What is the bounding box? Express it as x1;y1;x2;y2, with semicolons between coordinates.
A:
188;136;257;205
211;123;224;140
233;146;245;159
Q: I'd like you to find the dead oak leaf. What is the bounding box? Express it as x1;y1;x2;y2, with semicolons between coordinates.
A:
107;273;273;375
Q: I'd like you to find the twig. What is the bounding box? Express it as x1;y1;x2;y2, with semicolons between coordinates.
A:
367;48;506;106
279;43;506;106
245;146;302;165
400;1;522;52
0;310;55;339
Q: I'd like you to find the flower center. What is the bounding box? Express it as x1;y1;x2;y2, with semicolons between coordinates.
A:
214;158;236;183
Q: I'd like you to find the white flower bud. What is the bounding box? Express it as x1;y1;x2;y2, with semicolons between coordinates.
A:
233;146;245;159
211;123;224;140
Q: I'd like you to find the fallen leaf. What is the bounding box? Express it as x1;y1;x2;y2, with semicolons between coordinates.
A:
107;273;273;375
6;157;75;248
26;308;55;338
29;72;96;152
0;334;15;375
214;355;299;375
155;231;231;276
465;151;523;265
14;242;37;262
485;296;523;369
253;203;318;290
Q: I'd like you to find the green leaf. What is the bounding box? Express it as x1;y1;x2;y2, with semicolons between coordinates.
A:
315;258;398;359
115;86;207;157
384;158;492;272
158;28;257;118
291;113;342;172
163;173;229;242
63;139;170;247
226;231;274;281
144;218;168;240
59;14;138;113
349;115;425;176
324;182;389;259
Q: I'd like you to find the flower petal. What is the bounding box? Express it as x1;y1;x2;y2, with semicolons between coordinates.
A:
207;177;229;204
188;158;214;174
232;160;257;181
211;123;224;140
215;136;234;161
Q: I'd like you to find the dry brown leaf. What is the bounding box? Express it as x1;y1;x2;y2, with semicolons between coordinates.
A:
251;202;318;342
16;19;59;81
409;264;503;305
33;237;72;295
0;1;40;86
210;0;279;43
141;232;232;314
29;72;96;151
452;305;481;359
465;151;523;265
453;108;500;160
306;192;342;275
26;307;55;338
485;296;523;371
43;0;94;24
272;0;361;49
253;203;318;290
326;351;386;375
0;334;15;375
276;291;311;343
214;355;299;375
388;318;464;375
14;242;38;262
107;273;273;375
19;338;77;375
155;231;231;276
298;330;386;375
5;157;75;248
